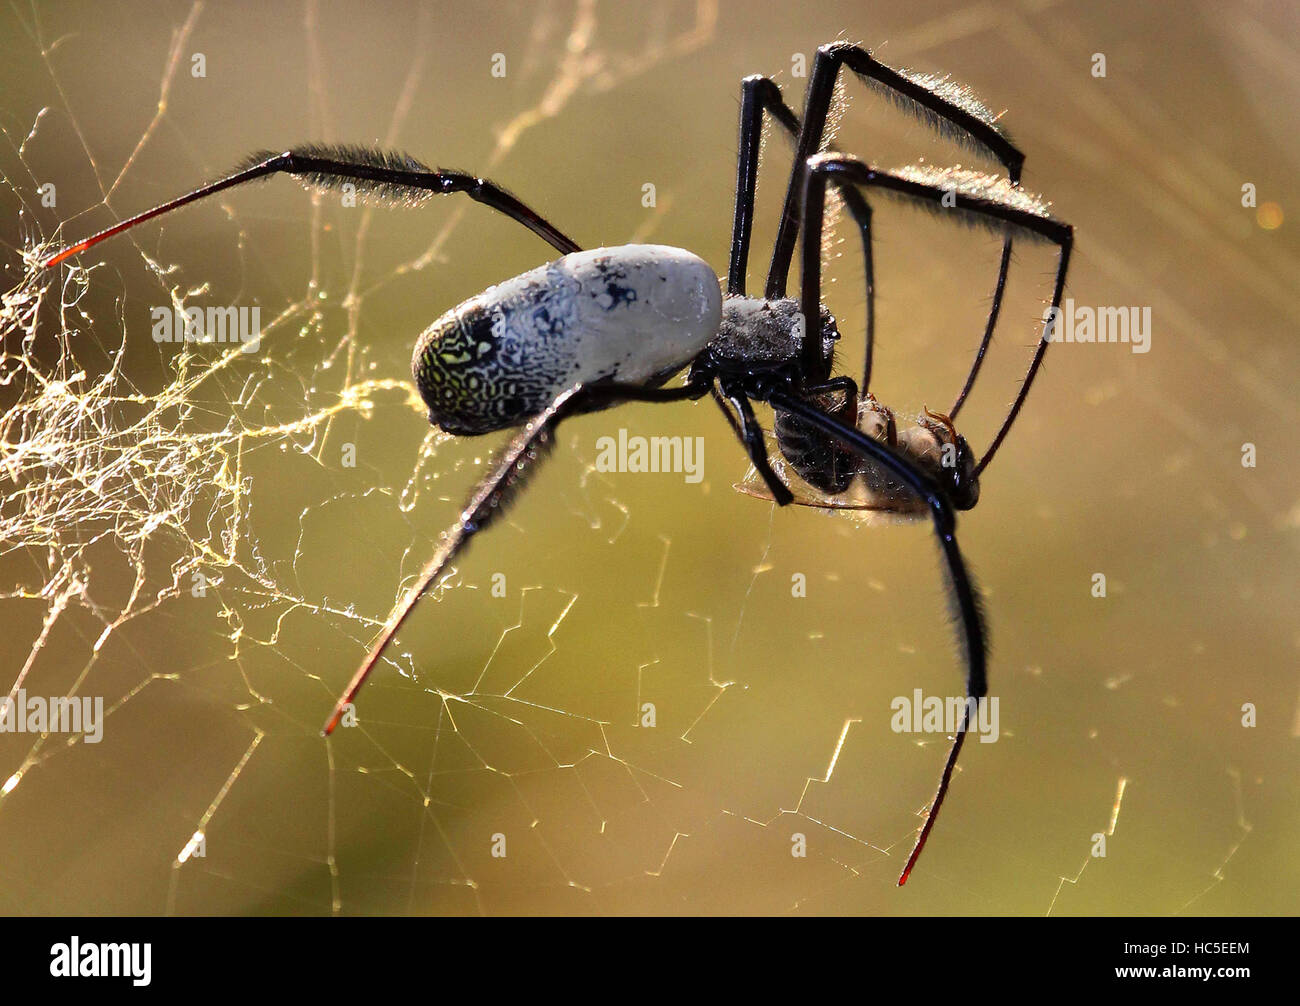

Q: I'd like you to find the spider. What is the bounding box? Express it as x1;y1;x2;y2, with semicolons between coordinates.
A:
43;42;1072;886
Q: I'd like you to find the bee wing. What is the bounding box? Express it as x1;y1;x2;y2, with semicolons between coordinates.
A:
732;458;928;524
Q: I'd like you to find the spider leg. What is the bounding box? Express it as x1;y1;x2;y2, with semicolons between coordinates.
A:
322;387;580;735
719;380;794;506
803;375;859;410
727;76;877;388
949;232;1014;420
762;387;985;885
322;378;708;735
44;144;580;268
798;153;1073;475
728;76;801;295
766;42;1024;404
709;384;744;438
707;379;795;509
768;41;1024;296
713;382;800;502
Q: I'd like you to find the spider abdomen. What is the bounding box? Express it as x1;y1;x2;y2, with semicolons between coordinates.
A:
412;245;722;434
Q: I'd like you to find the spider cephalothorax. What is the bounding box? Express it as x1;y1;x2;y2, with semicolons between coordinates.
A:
43;41;1072;887
695;296;839;378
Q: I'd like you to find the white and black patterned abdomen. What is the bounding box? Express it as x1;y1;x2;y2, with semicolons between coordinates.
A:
413;245;722;434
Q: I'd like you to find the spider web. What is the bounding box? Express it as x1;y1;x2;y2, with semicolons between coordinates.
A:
1;0;1295;916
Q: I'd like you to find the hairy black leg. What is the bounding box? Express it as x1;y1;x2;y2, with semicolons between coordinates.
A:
763;387;985;884
799;153;1072;474
794;156;879;385
949;236;1014;419
728;76;802;295
975;240;1071;474
45;145;580;268
322;379;708;735
766;42;1024;402
726;75;878;386
767;41;1024;298
796;178;876;388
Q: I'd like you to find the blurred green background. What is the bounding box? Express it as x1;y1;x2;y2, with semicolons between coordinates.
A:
0;0;1295;915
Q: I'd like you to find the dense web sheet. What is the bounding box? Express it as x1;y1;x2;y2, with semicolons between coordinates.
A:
0;0;1293;916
